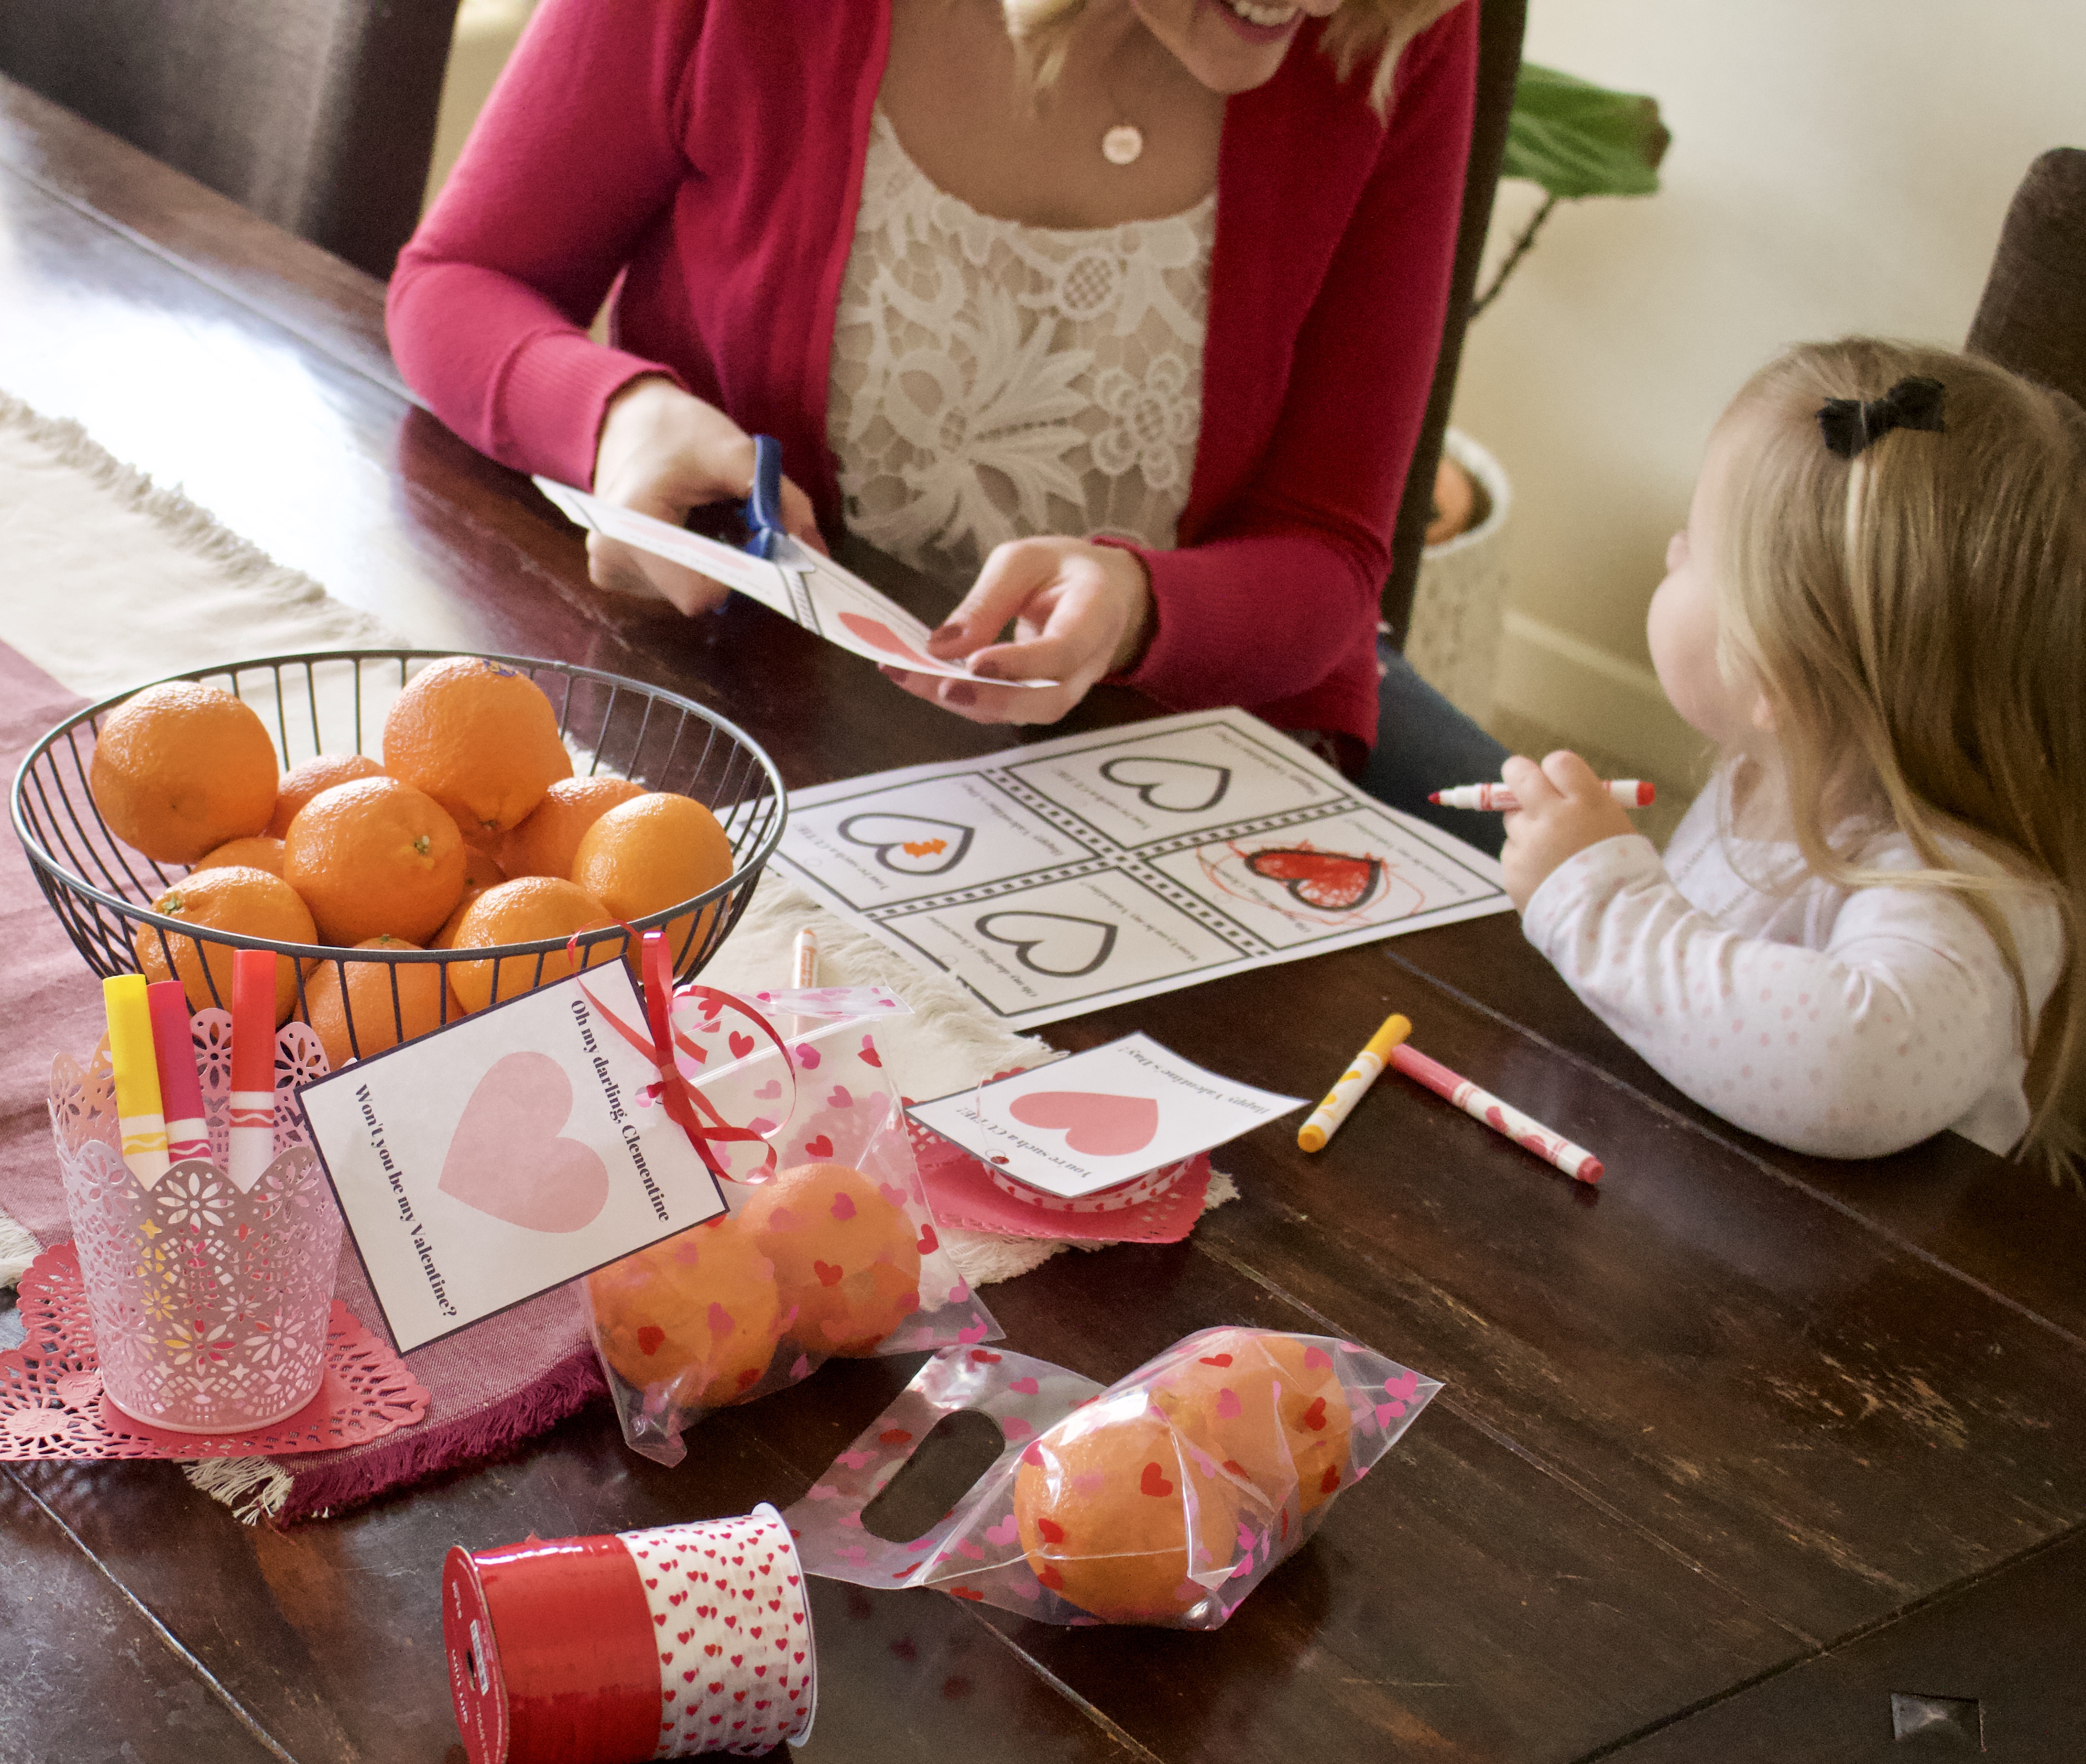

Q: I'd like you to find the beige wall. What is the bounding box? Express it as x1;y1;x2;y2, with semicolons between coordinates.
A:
1457;0;2086;774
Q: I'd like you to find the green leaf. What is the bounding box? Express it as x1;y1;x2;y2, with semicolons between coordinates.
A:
1504;63;1670;202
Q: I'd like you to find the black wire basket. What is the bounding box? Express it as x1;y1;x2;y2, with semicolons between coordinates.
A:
11;649;787;1063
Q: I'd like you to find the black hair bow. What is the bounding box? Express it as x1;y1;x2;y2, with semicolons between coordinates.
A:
1816;376;1947;460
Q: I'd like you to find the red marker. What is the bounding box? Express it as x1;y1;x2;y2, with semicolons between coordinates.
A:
1389;1042;1603;1185
228;950;277;1189
145;981;211;1162
1429;780;1654;812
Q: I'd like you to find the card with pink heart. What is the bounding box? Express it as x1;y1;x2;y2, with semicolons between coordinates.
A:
296;964;731;1353
903;1032;1303;1201
781;1326;1440;1630
581;1008;1003;1467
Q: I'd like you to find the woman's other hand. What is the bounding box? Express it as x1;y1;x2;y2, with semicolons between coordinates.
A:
587;376;825;614
1499;750;1637;912
880;536;1152;725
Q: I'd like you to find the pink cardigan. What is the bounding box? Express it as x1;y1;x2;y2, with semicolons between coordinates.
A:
388;1;1477;749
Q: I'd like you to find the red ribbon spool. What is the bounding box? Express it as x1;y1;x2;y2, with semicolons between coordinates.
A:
443;1507;816;1763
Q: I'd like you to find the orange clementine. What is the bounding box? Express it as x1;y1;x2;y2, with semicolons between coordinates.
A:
283;776;467;947
433;845;509;949
382;656;573;836
266;753;386;838
89;681;279;864
445;876;619;1012
1152;1329;1354;1516
571;792;734;964
1014;1403;1241;1623
303;935;450;1069
133;864;316;1023
501;775;647;879
192;835;286;877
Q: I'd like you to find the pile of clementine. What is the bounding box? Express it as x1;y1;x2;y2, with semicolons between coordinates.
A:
88;660;737;1068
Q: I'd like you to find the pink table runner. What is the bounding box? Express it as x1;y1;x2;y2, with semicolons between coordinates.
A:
0;643;603;1520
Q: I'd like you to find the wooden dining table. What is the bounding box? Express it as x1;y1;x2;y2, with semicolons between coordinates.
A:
3;75;2083;1764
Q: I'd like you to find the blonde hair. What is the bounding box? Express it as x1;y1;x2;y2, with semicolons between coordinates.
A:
1712;339;2086;1178
1002;0;1465;117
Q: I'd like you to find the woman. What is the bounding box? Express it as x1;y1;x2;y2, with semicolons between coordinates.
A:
389;0;1504;835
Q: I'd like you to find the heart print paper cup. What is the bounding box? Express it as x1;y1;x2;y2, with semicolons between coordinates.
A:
443;1504;815;1763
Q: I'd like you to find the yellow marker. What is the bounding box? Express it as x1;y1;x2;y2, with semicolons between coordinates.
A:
104;974;171;1186
1298;1013;1412;1153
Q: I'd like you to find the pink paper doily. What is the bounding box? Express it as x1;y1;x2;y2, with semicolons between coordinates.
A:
905;1107;1216;1244
0;1244;431;1461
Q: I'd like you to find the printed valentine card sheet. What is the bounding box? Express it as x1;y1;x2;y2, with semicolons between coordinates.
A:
295;967;726;1352
533;478;1054;688
774;706;1512;1028
906;1033;1304;1199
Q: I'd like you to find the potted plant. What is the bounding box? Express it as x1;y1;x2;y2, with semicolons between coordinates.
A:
1403;64;1671;722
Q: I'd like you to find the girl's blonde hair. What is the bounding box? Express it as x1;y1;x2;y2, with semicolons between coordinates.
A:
1714;339;2086;1177
1002;0;1466;117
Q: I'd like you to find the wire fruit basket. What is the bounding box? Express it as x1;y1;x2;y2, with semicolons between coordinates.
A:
11;650;787;1061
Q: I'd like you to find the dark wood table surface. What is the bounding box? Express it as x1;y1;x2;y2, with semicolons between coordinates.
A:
4;78;2084;1764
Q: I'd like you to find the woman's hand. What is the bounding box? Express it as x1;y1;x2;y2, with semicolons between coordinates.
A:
1499;750;1637;912
880;536;1152;725
587;376;825;614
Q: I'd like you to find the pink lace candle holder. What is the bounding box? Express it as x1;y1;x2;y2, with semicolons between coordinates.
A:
46;1010;344;1434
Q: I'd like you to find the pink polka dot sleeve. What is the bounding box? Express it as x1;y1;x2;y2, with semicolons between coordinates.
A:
1520;836;2026;1159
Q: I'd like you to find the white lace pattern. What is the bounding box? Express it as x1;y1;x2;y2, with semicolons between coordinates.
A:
826;109;1213;595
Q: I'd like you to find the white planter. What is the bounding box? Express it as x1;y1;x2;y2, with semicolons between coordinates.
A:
1404;428;1512;725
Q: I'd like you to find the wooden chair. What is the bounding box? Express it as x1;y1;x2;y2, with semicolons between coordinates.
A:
0;0;461;280
1967;147;2086;411
1381;0;1527;646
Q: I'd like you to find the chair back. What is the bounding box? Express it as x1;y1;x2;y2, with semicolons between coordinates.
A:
1382;0;1527;646
0;0;460;280
1966;147;2086;414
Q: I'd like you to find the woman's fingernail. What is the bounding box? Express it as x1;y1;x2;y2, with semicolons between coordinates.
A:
930;621;964;643
943;682;978;707
968;660;1001;682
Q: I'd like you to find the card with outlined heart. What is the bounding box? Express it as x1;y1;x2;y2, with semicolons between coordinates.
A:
905;1033;1304;1199
293;967;726;1352
775;707;1513;1030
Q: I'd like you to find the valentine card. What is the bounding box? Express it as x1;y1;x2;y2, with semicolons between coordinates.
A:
532;478;1055;688
295;967;726;1352
905;1033;1303;1199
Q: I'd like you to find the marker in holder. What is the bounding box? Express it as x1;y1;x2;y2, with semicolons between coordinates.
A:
443;1506;816;1764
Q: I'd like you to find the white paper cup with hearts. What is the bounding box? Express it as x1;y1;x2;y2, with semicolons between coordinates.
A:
442;1504;816;1763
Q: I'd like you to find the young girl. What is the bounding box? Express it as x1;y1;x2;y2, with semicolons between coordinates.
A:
1500;339;2084;1169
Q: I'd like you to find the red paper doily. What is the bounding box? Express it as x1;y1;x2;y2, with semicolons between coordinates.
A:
0;1245;431;1461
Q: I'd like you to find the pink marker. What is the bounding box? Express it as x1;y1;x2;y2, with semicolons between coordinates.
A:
145;981;211;1162
1429;780;1654;812
227;949;277;1189
1388;1042;1603;1185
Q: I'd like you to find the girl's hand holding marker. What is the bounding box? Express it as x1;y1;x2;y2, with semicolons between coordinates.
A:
1496;752;1649;914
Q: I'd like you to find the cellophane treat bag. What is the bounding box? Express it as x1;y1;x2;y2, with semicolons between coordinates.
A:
585;995;1001;1465
783;1326;1441;1628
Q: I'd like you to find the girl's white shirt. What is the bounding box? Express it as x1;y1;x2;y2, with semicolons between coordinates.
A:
1522;764;2066;1160
825;108;1213;595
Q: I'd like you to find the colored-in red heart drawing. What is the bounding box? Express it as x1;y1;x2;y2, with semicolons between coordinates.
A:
1008;1090;1158;1157
838;611;938;668
1245;847;1385;912
438;1051;609;1232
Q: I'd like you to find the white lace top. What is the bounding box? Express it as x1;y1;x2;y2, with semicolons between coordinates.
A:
826;108;1214;595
